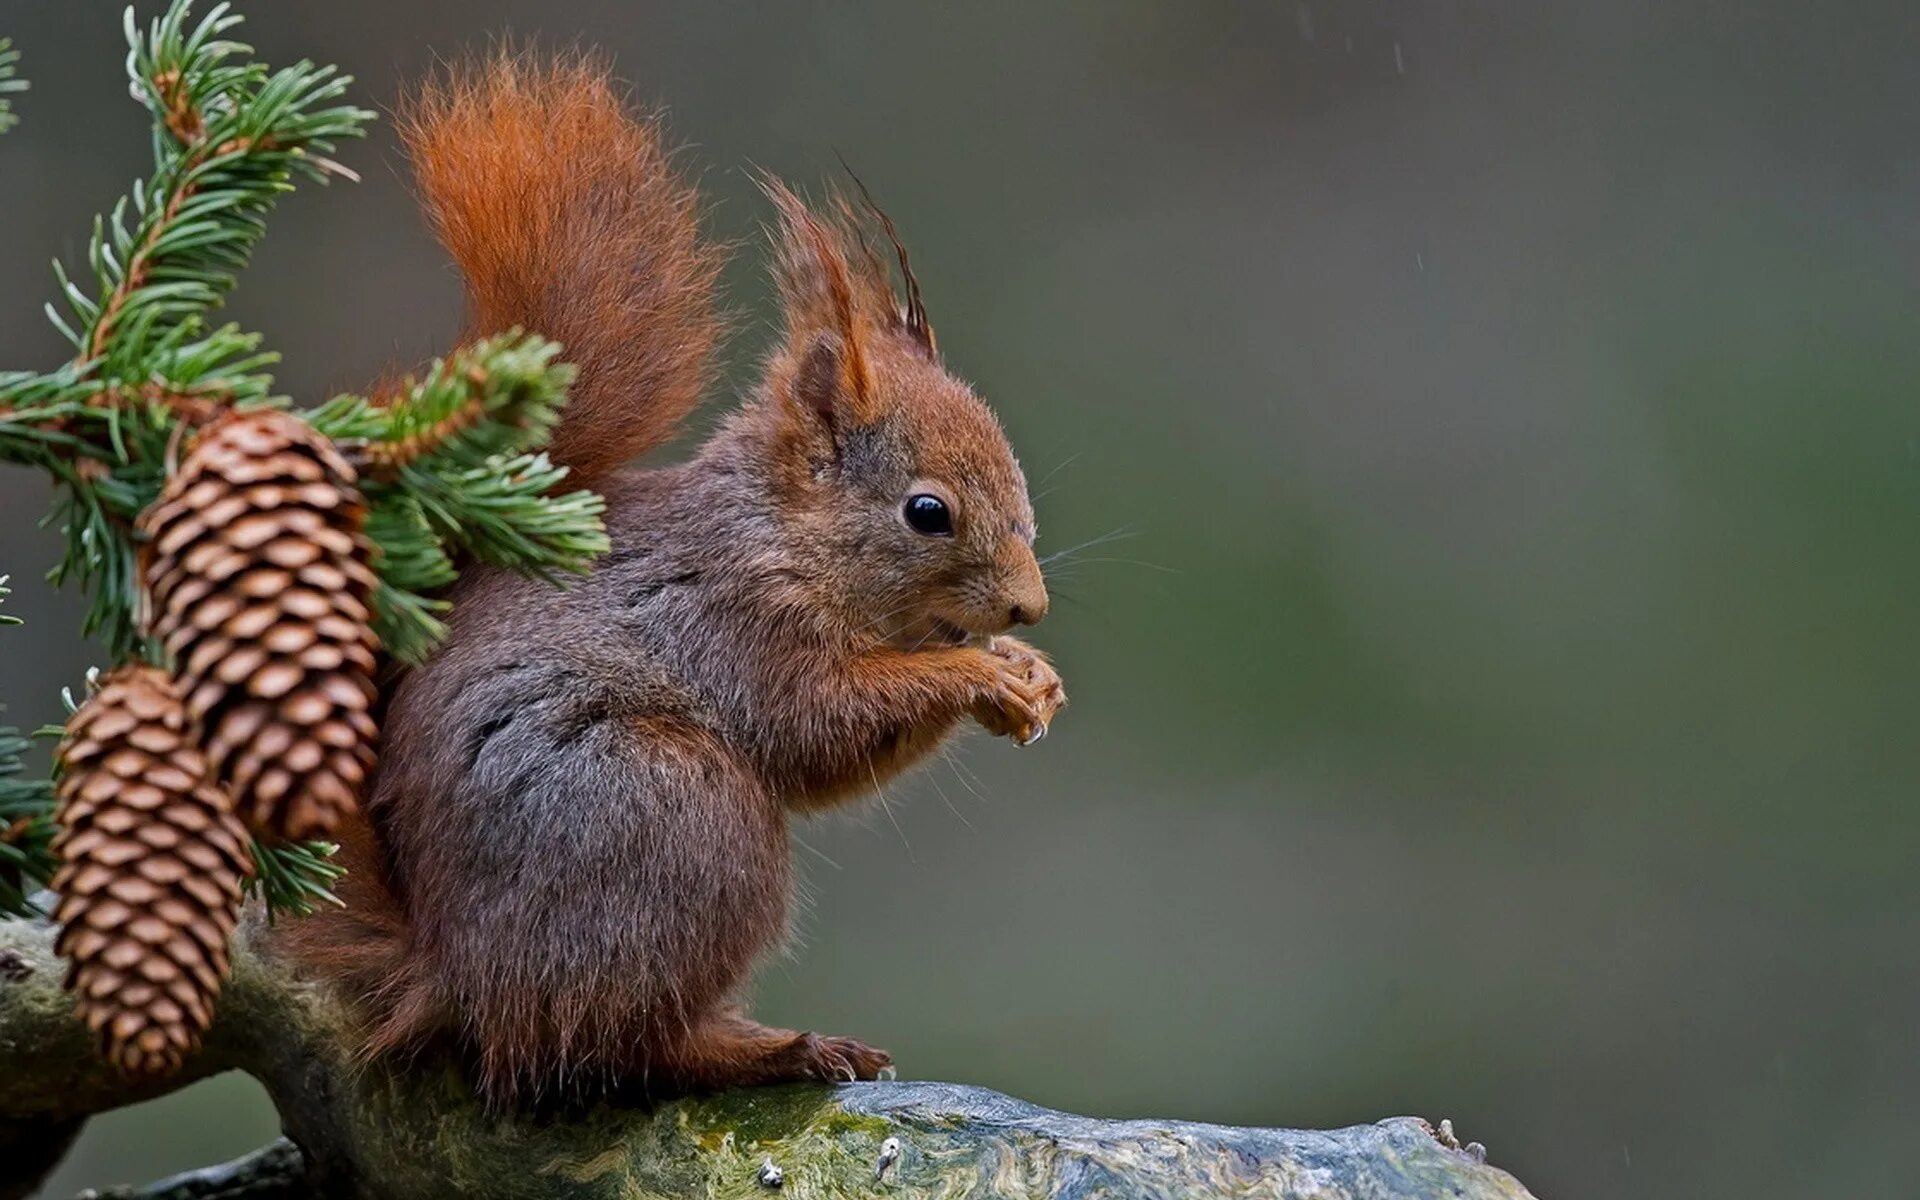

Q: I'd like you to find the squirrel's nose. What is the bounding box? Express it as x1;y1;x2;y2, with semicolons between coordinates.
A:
1001;542;1050;627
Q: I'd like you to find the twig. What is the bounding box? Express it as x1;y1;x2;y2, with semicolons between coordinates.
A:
78;1139;308;1200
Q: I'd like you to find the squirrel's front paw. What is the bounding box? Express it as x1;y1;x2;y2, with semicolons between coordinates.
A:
972;638;1066;746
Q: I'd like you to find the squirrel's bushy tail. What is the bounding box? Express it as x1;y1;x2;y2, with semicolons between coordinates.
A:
401;50;726;480
270;818;446;1062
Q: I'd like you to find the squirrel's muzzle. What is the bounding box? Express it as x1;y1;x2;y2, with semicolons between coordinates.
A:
1000;540;1050;628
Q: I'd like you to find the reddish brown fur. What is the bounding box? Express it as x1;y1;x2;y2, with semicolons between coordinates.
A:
282;52;1062;1108
400;51;725;479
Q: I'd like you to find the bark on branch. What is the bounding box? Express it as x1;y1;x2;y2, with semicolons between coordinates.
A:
0;916;1538;1200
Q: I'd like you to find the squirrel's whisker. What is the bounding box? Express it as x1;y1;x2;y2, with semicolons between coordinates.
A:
1030;451;1085;502
1050;556;1180;576
924;768;975;830
1038;526;1137;567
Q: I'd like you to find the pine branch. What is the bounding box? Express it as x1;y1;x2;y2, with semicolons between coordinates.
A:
0;2;602;941
0;38;24;135
349;331;578;472
249;840;344;919
0;581;57;920
0;3;379;922
45;457;161;658
402;452;609;576
361;496;456;664
0;747;54;920
307;330;578;469
1;1;372;451
64;3;372;368
313;332;608;662
0;2;374;662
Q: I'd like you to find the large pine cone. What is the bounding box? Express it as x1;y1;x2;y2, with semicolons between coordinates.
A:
139;410;380;840
51;666;253;1076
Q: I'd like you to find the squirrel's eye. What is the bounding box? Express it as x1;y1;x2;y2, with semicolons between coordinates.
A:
903;494;953;536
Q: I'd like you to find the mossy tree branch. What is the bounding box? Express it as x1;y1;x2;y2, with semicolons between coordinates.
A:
0;916;1535;1200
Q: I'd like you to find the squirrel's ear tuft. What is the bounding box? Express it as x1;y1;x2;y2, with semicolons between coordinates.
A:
834;158;936;358
760;175;889;426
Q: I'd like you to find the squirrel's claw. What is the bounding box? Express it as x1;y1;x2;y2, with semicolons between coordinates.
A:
975;636;1065;746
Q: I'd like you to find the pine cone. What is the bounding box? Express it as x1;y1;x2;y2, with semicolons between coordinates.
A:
139;410;380;840
51;666;252;1076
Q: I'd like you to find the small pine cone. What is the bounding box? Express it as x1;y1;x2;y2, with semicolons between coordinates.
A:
51;666;253;1077
138;410;380;840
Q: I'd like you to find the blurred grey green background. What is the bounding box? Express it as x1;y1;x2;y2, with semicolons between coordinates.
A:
4;1;1918;1197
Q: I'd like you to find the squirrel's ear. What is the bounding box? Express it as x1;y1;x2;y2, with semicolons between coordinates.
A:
761;175;882;426
793;333;851;433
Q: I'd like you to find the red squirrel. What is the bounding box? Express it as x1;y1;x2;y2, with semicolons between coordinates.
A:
283;52;1065;1106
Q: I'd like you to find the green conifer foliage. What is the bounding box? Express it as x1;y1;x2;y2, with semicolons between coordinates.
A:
0;1;608;918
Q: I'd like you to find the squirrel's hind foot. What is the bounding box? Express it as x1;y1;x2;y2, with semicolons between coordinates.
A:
659;1009;892;1089
782;1030;894;1084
